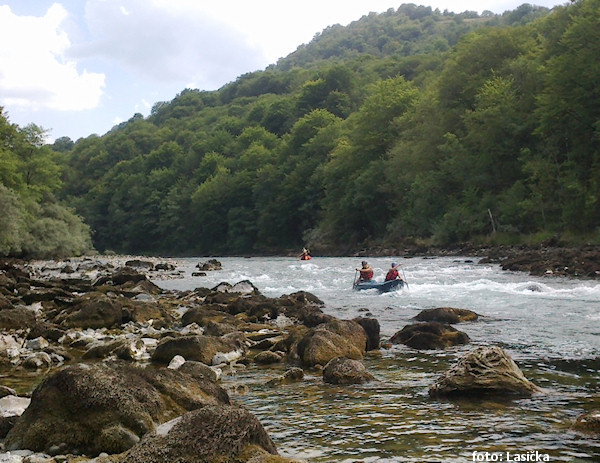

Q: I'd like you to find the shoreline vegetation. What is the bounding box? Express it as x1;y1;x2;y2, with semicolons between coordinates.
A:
4;241;600;280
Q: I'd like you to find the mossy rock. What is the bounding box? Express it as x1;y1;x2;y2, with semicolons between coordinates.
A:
95;405;297;463
5;362;230;456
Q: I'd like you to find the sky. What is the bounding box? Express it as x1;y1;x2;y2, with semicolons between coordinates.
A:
0;0;567;143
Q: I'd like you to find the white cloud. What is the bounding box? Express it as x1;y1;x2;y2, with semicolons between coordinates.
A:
0;4;105;112
0;0;567;142
71;0;269;89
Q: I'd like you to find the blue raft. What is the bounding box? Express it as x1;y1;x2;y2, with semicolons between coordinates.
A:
353;278;404;293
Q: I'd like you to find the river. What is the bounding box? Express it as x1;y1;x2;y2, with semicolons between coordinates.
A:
152;256;600;462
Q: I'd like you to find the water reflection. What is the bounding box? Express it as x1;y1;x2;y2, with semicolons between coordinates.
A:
219;348;600;462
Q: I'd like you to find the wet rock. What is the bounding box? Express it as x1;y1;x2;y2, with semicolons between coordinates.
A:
296;319;368;367
0;274;18;293
4;362;230;456
119;279;163;296
251;334;286;351
178;360;220;382
253;351;284;365
0;395;31;418
95;405;298;463
212;281;260;297
429;346;542;397
0;334;21;361
22;352;53;370
181;304;238;328
26;322;66;343
125;260;154;270
180;322;205;336
495;245;600;278
0;415;18;439
20;287;72;305
167;354;186;370
121;299;168;324
276;292;331;327
572;410;600;434
0;308;37;331
278;291;324;307
151;334;244;366
25;337;49;351
154;262;175;271
109;267;149;286
390;322;470;350
197;259;223;271
60;264;75;274
352;317;380;350
0;385;17;399
265;367;305;387
0;293;13;310
323;357;375;385
56;292;123;329
203;320;238;337
82;338;145;361
212;349;243;366
414;307;479;324
75;258;104;272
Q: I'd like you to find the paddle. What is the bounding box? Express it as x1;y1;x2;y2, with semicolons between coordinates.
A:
398;263;409;290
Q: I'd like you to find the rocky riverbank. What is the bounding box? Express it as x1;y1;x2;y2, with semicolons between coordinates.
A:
0;256;597;462
0;257;390;462
339;243;600;279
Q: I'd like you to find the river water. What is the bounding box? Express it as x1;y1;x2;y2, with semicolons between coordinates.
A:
152;256;600;462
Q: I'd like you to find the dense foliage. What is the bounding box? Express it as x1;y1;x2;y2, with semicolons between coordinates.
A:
7;1;598;257
0;110;93;258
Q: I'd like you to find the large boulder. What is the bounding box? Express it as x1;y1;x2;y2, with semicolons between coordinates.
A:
198;259;223;271
0;307;37;330
5;362;230;456
181;304;239;327
111;267;148;286
323;357;375;385
353;317;380;350
125;259;154;270
56;292;124;329
277;291;331;327
429;346;542;397
414;307;479;324
296;319;368;367
151;334;244;366
178;361;220;382
96;405;299;463
121;299;171;324
0;293;14;310
390;322;470;350
254;351;284;365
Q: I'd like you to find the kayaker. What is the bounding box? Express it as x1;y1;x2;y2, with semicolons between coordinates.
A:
356;261;374;282
385;262;404;282
298;248;311;260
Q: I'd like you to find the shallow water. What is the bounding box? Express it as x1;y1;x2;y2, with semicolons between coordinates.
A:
153;256;600;462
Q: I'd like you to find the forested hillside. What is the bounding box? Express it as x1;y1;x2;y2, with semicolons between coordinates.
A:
3;1;598;258
0;113;92;258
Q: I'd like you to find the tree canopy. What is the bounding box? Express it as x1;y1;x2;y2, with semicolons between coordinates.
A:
3;1;598;258
0;108;93;258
